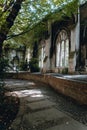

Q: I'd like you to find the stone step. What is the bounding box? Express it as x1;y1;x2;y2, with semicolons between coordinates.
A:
23;108;70;127
26;95;49;103
27;99;56;111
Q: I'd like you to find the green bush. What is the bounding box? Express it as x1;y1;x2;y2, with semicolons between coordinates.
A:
0;57;9;104
62;68;68;74
0;81;5;104
19;61;28;71
0;57;9;79
29;58;40;72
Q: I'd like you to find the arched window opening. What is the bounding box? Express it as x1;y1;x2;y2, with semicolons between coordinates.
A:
56;30;69;67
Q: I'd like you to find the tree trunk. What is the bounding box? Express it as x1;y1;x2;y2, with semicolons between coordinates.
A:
0;0;24;57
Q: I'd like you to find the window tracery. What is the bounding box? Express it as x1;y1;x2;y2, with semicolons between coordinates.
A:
56;30;69;67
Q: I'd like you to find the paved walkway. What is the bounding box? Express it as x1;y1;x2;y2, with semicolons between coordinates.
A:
5;79;87;130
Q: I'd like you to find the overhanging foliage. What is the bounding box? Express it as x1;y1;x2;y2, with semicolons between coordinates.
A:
0;0;84;50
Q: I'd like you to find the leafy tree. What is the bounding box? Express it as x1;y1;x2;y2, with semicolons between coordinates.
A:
0;0;81;57
0;0;24;56
7;0;78;44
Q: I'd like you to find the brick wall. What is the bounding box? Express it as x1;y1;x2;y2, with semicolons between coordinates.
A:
6;72;87;104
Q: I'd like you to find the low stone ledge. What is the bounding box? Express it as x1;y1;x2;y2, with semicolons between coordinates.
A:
6;72;87;105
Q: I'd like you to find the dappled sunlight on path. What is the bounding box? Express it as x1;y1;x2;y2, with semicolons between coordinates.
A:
5;89;44;98
3;79;87;130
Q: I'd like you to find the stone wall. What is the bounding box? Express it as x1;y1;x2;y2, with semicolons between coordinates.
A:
6;72;87;105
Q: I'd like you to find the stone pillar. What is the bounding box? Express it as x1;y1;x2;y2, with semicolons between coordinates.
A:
69;7;80;73
75;7;80;70
69;52;76;73
43;38;50;72
25;48;31;62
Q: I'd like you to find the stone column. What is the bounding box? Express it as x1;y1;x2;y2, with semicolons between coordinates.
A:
25;48;31;62
69;7;80;73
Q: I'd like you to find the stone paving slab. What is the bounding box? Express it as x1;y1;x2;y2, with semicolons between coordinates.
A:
27;99;55;110
23;108;70;126
46;121;87;130
5;79;87;130
5;80;36;89
9;89;42;98
26;95;49;103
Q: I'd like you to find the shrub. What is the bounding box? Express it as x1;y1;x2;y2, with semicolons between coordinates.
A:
0;57;9;79
62;68;68;74
29;58;40;72
0;57;9;106
20;61;28;71
0;82;5;98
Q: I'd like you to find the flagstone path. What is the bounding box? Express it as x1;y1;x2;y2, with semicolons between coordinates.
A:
4;79;87;130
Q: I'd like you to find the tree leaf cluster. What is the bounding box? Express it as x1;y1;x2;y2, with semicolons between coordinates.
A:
3;0;80;50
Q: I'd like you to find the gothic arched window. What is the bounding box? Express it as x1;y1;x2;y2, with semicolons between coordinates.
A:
56;30;69;67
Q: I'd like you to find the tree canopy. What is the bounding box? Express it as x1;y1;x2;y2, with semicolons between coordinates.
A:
0;0;85;50
7;0;79;38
